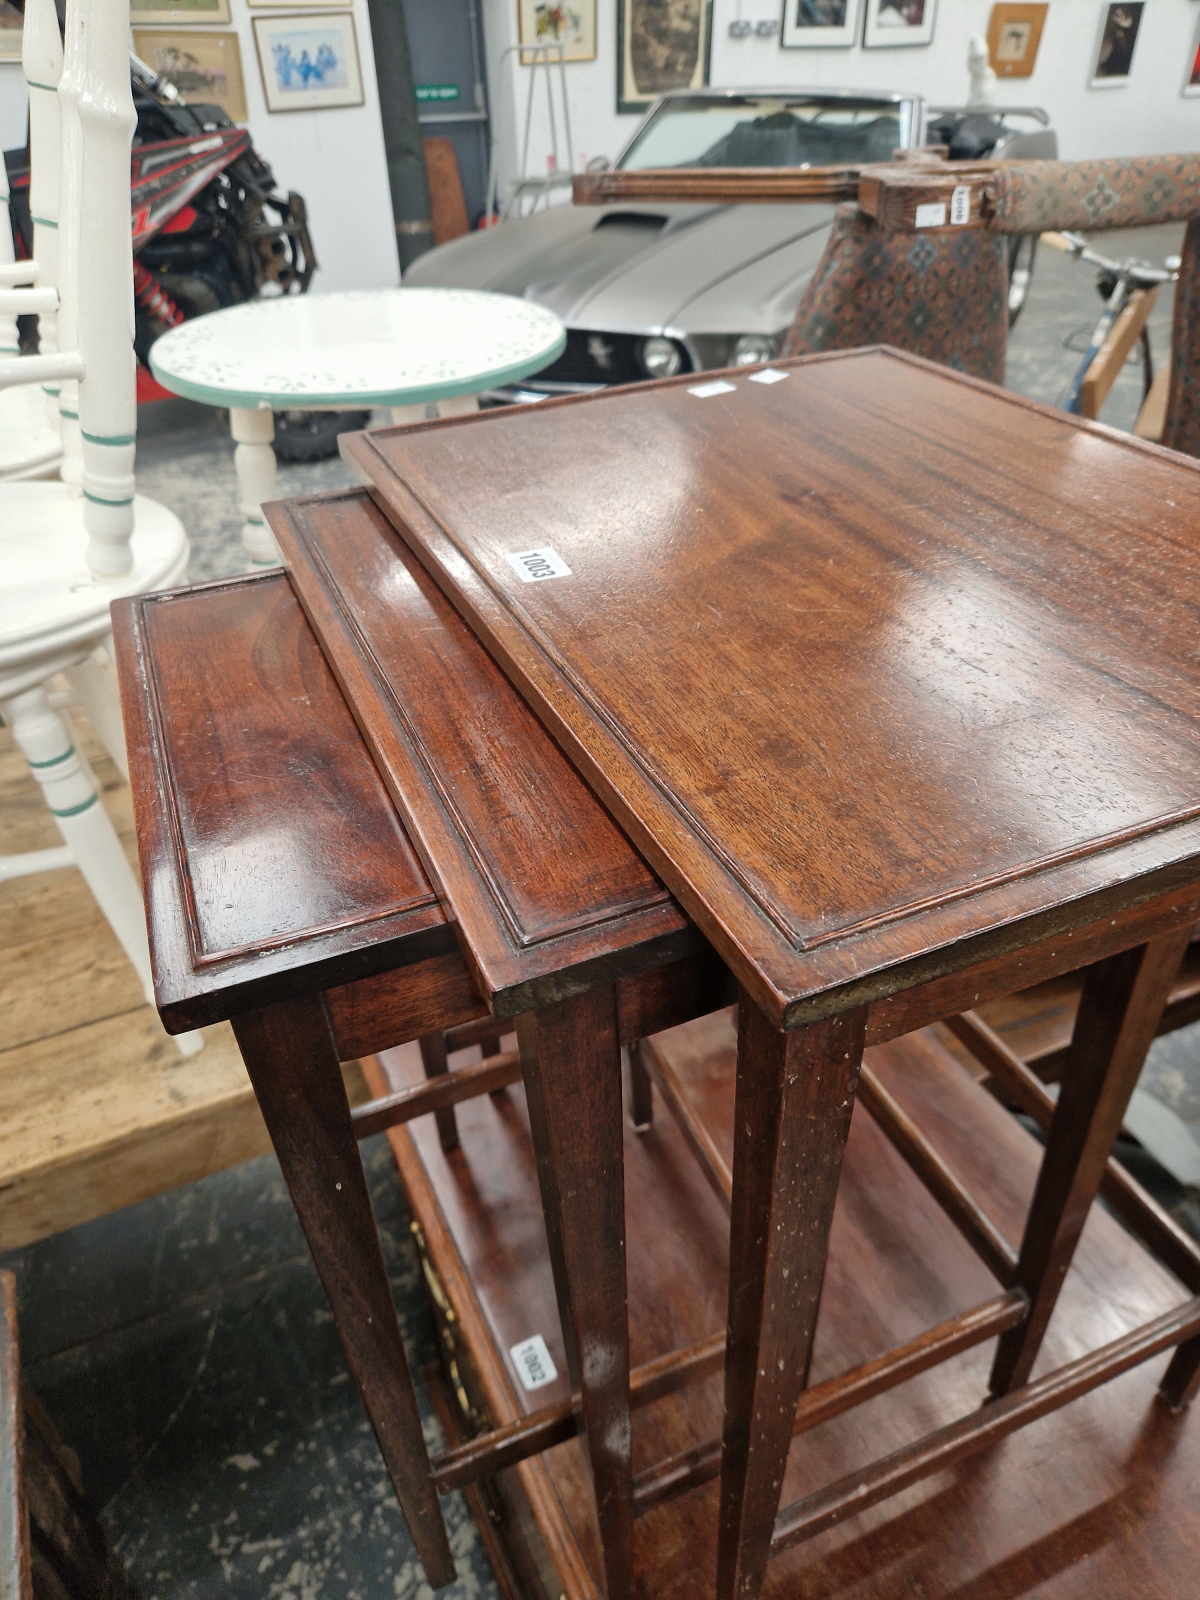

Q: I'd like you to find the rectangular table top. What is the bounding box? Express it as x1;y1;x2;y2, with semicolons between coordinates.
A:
344;347;1200;1027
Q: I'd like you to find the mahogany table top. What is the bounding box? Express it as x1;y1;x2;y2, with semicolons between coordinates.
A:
343;347;1200;1028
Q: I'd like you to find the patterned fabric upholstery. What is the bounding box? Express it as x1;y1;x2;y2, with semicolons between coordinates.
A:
987;156;1200;236
1163;219;1200;459
782;204;1008;383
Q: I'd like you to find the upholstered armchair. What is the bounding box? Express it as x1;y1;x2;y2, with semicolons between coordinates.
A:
784;155;1200;454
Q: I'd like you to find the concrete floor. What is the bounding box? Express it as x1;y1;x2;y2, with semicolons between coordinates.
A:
3;224;1199;1599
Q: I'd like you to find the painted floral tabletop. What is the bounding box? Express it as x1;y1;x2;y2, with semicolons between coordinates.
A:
150;287;566;410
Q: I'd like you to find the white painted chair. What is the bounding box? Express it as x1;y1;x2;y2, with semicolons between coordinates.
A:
0;0;200;1055
0;120;61;481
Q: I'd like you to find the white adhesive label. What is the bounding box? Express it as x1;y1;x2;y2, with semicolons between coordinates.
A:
915;201;947;229
507;546;572;583
748;368;789;385
510;1334;559;1391
688;380;737;398
950;184;971;226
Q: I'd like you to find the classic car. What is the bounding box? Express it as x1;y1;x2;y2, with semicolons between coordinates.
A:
402;86;1056;399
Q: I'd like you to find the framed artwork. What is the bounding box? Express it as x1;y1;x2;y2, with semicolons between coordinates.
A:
247;0;352;8
617;0;712;115
518;1;598;63
0;0;22;63
131;29;248;120
986;3;1047;78
1184;15;1200;97
130;0;231;25
861;0;938;49
1091;2;1143;88
252;13;365;113
781;0;864;49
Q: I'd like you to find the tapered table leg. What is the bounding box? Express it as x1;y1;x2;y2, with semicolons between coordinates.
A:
517;987;632;1600
716;993;867;1600
418;1032;460;1153
991;926;1193;1397
232;995;455;1589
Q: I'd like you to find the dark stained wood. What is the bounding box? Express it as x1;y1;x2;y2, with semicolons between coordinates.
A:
382;1019;1200;1599
570;160;998;220
1;1271;30;1600
632;1291;1027;1515
431;1330;725;1495
945;1009;1200;1298
1161;1336;1200;1409
351;1049;522;1140
231;996;455;1587
418;1032;460;1153
637;1036;731;1213
2;1271;140;1600
627;1042;653;1132
325;950;488;1062
266;489;700;1018
616;948;736;1045
772;1294;1200;1555
991;928;1194;1395
445;1016;516;1054
344;348;1200;1030
717;997;867;1600
111;573;456;1033
571;166;860;206
856;1065;1017;1285
515;988;634;1600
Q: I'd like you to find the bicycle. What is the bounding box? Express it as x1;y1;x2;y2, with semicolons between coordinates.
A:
1043;230;1178;416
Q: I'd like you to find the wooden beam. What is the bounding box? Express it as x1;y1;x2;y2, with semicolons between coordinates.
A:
1081;287;1158;421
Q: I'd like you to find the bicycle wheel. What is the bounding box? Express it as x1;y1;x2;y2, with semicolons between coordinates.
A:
1007;234;1039;328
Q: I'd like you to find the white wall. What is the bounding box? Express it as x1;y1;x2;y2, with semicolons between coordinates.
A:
483;0;1200;192
1;0;398;292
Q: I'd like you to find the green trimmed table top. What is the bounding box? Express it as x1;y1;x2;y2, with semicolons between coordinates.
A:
149;288;566;411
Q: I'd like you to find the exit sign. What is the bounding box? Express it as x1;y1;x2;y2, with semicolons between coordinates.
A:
415;84;460;102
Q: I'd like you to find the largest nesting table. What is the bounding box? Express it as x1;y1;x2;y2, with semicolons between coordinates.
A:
327;346;1200;1598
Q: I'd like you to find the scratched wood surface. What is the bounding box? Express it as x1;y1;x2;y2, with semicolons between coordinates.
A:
380;1016;1200;1599
345;348;1200;1027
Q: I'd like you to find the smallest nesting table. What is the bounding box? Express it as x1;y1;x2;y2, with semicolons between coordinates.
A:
148;287;564;563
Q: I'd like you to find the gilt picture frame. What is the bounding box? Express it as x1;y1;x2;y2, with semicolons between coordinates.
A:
861;0;939;49
780;0;864;49
252;12;364;114
986;3;1048;79
130;0;231;27
518;0;598;65
0;0;23;63
131;28;248;120
617;0;713;115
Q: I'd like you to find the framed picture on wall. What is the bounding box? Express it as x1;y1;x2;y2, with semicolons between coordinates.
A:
617;0;712;115
0;0;23;62
130;0;231;26
247;0;352;8
986;3;1047;79
1183;14;1200;97
781;0;864;49
518;1;598;64
131;29;248;120
252;13;365;113
1091;3;1144;88
861;0;938;49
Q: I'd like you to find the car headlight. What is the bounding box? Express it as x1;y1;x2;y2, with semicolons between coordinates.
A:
639;336;683;378
732;334;777;366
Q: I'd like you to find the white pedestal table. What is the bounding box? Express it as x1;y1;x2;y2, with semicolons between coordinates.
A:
148;288;566;563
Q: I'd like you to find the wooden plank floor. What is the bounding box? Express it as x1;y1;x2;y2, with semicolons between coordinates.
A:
376;1013;1200;1600
0;714;272;1252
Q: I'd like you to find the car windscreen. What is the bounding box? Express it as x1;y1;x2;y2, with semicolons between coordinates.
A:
617;96;910;170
